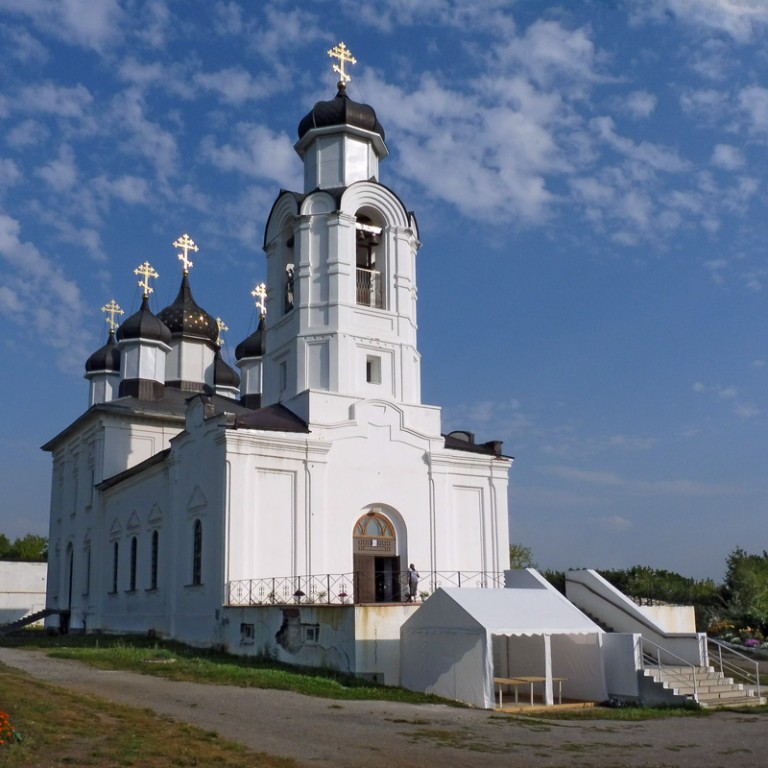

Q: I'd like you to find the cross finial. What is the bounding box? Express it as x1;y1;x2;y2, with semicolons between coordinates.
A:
251;282;267;317
134;261;159;297
101;299;124;332
173;233;199;273
216;317;228;347
328;42;356;85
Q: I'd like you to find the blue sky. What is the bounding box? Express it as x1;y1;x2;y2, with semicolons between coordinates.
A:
1;0;767;581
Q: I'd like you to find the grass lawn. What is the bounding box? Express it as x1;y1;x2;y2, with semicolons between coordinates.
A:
0;663;295;767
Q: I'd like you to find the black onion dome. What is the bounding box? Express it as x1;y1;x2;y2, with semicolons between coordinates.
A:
213;348;241;388
157;273;219;344
116;295;172;344
298;84;385;141
85;329;121;373
235;315;266;360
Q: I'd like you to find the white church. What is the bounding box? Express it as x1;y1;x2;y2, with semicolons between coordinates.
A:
43;46;512;681
41;47;762;710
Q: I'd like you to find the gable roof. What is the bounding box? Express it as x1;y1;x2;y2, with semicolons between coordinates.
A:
405;571;602;636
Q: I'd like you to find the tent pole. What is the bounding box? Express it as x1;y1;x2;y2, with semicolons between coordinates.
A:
544;634;554;706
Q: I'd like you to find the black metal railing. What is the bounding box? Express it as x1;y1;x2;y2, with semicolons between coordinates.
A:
226;570;504;607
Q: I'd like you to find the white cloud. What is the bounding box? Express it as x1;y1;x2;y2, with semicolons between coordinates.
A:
588;515;633;531
5;119;50;148
591;116;690;173
213;1;245;36
692;381;761;418
194;68;274;105
92;175;150;205
711;143;745;169
0;213;88;368
0;0;124;51
109;87;178;181
634;0;768;43
545;463;734;496
201;124;299;186
500;20;602;96
0;158;21;188
35;143;77;192
17;82;93;118
738;86;768;134
624;91;657;119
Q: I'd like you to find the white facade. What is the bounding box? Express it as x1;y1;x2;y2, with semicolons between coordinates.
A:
43;81;512;678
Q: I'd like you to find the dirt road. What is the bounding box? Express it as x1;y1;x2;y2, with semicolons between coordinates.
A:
1;647;765;767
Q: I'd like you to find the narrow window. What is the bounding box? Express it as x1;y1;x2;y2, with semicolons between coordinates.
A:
83;546;91;596
111;541;119;594
150;530;159;590
129;537;137;591
365;355;381;384
192;520;202;586
279;361;287;392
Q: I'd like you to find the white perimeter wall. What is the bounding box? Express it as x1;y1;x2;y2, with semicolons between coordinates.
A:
0;561;47;624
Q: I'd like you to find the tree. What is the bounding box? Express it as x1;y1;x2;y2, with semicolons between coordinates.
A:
723;547;768;631
0;533;48;562
509;543;536;569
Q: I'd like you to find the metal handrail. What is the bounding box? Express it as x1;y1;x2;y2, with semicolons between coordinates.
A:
226;570;505;607
640;636;700;702
708;637;762;700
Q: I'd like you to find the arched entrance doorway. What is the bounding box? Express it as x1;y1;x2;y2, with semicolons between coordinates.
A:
353;510;401;603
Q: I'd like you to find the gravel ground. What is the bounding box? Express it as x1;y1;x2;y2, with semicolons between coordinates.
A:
1;647;766;768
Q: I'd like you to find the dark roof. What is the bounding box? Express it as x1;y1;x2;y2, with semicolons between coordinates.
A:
233;403;309;433
443;430;509;458
235;315;265;360
97;449;171;491
213;348;241;388
298;83;385;141
85;329;121;373
157;273;219;344
42;388;255;452
116;295;172;344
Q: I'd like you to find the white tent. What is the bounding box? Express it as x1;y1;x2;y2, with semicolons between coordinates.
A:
400;570;608;708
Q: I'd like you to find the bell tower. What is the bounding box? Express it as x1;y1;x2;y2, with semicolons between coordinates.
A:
260;44;422;423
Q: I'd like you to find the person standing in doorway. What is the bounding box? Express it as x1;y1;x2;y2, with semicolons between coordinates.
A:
406;563;420;602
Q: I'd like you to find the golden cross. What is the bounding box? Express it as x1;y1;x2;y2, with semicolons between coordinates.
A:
216;317;228;347
134;261;159;296
101;299;124;332
328;42;356;85
251;282;267;316
173;233;199;273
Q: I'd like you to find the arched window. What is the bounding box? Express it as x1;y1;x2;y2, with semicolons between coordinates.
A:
192;520;202;586
353;511;396;553
129;537;137;591
150;530;159;590
111;541;119;594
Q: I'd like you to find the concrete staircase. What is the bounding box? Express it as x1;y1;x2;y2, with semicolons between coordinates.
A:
643;664;766;709
0;608;59;636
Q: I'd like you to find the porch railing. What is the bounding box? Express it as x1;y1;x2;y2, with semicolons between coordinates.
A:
226;570;504;607
356;267;384;308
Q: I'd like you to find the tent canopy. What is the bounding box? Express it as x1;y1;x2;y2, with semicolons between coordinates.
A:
400;570;607;707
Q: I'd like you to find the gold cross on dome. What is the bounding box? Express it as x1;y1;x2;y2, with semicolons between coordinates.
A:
173;233;199;273
216;317;228;347
251;282;267;317
328;42;356;85
101;299;124;331
134;261;159;296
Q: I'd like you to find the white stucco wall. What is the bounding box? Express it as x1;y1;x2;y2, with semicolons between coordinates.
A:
0;561;47;625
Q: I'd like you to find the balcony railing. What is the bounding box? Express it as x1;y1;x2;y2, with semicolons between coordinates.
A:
356;267;384;308
226;570;505;607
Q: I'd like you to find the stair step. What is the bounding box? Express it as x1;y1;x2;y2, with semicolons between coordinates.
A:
698;696;767;709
